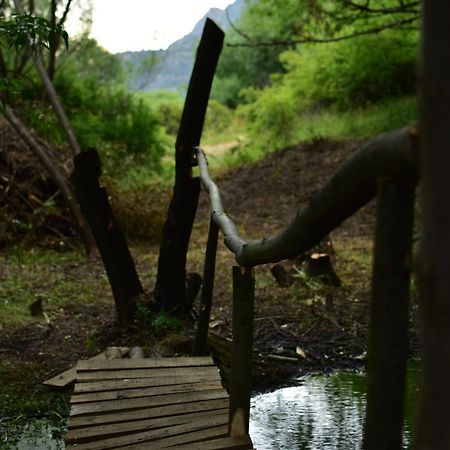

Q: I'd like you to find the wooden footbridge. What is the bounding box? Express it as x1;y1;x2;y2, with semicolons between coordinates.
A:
65;17;421;450
64;357;253;449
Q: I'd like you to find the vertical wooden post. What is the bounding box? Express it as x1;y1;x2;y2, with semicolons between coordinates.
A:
72;150;143;323
228;266;255;436
415;2;450;448
154;19;224;313
363;178;415;450
193;217;219;356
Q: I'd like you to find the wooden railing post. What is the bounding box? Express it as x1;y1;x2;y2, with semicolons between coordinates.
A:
193;217;219;356
363;178;415;450
228;266;255;436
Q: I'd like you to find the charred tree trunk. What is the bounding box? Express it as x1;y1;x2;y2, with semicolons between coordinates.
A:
72;150;143;323
414;2;450;448
154;19;224;313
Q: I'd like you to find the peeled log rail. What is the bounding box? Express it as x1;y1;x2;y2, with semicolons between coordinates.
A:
196;126;418;267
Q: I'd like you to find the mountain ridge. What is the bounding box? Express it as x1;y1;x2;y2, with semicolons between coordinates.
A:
119;0;244;92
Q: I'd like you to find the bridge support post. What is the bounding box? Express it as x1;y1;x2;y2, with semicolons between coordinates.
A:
363;178;415;450
194;217;219;355
228;266;255;436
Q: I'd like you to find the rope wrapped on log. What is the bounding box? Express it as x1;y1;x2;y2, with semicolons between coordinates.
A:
195;126;418;268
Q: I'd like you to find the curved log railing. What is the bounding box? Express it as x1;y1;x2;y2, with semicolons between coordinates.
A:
193;126;418;448
196;126;417;267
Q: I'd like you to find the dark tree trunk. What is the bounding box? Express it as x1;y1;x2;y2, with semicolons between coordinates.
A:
414;2;450;448
154;19;224;313
72;150;143;323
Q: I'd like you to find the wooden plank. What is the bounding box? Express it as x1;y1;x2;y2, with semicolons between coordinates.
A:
70;389;229;417
76;366;219;381
43;347;130;388
65;408;229;444
77;356;214;371
71;381;223;403
164;435;254;450
65;414;228;450
68;398;229;429
74;373;221;394
126;425;229;450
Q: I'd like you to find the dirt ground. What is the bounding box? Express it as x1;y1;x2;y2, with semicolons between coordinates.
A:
0;138;420;433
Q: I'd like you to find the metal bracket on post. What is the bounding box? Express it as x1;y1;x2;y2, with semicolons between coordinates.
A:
363;177;415;450
228;266;255;436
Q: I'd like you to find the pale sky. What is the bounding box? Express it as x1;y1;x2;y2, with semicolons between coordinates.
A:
84;0;235;53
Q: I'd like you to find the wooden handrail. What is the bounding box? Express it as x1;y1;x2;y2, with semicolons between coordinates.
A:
196;126;417;267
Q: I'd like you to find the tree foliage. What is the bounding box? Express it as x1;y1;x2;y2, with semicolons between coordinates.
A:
0;12;68;51
214;0;419;150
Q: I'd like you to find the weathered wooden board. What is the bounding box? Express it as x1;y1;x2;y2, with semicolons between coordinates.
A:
68;398;229;429
74;373;221;393
164;435;254;449
70;389;229;417
77;355;214;371
76;365;220;381
122;425;229;450
71;380;223;403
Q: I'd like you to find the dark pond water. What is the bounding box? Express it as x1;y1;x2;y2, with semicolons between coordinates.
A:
2;420;64;449
250;361;420;450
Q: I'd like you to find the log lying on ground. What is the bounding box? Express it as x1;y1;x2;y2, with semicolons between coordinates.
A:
197;126;418;267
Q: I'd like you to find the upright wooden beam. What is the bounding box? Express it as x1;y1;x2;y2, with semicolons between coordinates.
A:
363;178;415;450
415;2;450;448
194;217;219;356
154;19;224;313
72;150;143;323
228;266;255;436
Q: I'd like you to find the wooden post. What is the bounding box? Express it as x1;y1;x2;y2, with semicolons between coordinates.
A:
193;217;219;356
154;19;224;313
363;178;415;450
71;150;143;323
415;2;450;448
228;266;255;436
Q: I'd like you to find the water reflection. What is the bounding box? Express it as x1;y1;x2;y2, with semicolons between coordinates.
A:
250;363;420;450
2;421;64;450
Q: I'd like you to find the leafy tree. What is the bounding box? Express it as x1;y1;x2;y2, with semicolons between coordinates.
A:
213;0;420;108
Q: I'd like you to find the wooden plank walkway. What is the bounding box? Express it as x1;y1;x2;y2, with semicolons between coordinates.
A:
65;356;254;449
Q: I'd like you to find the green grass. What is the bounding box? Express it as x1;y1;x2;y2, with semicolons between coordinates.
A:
294;96;417;143
213;95;417;170
0;247;111;327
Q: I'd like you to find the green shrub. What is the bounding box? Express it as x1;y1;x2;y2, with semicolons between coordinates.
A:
204;99;233;135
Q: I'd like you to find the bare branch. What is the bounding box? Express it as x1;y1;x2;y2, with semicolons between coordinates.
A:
226;8;256;45
340;0;420;14
58;0;73;27
227;16;418;48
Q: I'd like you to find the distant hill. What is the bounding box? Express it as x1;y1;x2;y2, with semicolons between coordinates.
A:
119;0;245;92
